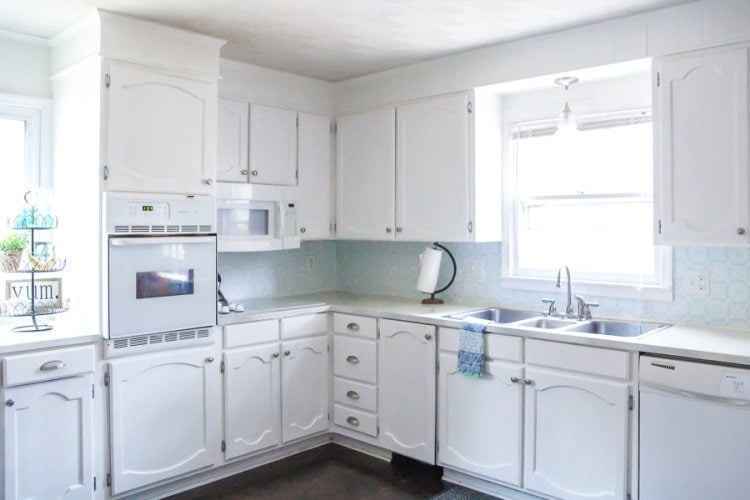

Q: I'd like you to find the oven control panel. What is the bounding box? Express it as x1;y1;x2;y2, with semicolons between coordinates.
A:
127;202;170;218
104;193;215;234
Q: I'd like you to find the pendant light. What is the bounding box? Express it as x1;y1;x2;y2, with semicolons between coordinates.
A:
554;76;579;136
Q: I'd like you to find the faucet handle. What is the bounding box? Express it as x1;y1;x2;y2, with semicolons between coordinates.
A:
575;295;599;320
542;298;557;316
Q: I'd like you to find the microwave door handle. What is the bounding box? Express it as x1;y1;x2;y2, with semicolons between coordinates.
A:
110;236;216;246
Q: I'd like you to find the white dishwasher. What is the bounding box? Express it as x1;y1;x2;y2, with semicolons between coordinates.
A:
639;355;750;500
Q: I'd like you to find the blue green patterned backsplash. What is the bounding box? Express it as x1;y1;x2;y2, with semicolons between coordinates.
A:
220;240;750;329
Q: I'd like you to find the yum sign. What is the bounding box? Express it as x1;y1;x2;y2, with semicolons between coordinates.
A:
4;278;62;306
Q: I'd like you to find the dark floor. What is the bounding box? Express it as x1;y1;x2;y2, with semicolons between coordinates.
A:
169;444;454;499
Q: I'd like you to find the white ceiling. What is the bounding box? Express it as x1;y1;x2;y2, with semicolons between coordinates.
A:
0;0;695;82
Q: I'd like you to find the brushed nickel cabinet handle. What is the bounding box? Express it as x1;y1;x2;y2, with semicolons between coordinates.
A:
346;322;360;332
300;227;306;233
284;350;291;357
524;379;534;385
204;178;213;185
738;228;746;235
40;360;66;371
346;390;360;400
346;355;360;364
241;169;249;175
425;334;432;341
511;376;521;384
385;227;392;233
205;357;214;363
5;399;14;407
272;352;280;358
346;416;360;426
251;170;259;176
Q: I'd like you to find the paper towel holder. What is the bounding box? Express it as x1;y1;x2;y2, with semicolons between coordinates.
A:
420;242;457;305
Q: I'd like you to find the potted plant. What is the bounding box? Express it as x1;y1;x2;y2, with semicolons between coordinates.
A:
0;233;28;271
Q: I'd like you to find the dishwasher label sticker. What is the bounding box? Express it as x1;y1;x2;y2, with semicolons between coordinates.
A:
720;372;750;400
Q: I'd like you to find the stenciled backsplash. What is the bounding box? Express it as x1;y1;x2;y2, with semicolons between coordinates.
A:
221;239;750;329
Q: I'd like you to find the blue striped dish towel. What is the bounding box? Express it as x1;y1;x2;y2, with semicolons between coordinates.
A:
458;317;490;377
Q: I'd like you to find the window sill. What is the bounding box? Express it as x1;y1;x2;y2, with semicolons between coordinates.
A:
499;276;673;302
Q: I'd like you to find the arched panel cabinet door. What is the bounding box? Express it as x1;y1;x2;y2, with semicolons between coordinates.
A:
108;347;220;495
379;319;436;464
523;367;629;500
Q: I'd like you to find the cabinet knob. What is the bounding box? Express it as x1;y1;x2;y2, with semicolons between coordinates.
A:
5;399;14;407
385;227;392;233
346;355;360;364
425;334;432;341
204;178;213;185
40;360;65;371
395;227;403;233
738;228;746;236
284;350;291;357
510;376;521;384
346;390;360;400
273;352;280;358
206;357;214;363
524;379;534;385
346;322;360;332
300;227;306;233
251;170;259;176
241;170;249;176
346;416;360;427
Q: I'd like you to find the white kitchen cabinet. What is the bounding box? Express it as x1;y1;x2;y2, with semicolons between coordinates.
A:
109;347;221;495
335;92;501;242
249;103;298;185
379;319;436;464
217;97;249;182
106;60;217;195
654;46;749;245
298;112;333;239
224;343;281;459
3;375;94;500
396;93;472;241
336;107;397;240
281;335;329;442
438;354;523;486
523;367;629;500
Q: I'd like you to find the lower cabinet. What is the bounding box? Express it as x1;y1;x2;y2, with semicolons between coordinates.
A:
523;368;629;500
379;319;436;464
281;336;329;443
3;374;94;500
108;347;221;495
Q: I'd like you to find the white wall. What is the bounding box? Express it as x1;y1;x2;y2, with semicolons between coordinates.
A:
219;59;335;114
333;0;750;113
0;34;50;98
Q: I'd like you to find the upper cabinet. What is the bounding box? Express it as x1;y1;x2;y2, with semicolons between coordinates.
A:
249;104;298;186
336;91;502;242
654;46;749;245
106;61;217;195
217;98;249;182
297;112;333;239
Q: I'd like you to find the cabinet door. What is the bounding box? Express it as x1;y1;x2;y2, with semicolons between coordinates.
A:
655;48;749;244
281;335;329;443
298;112;333;240
523;368;629;500
379;319;436;464
217;98;249;182
396;93;472;241
106;61;216;195
249;104;298;185
336;108;396;240
438;354;522;486
3;375;93;500
224;343;281;459
109;348;220;495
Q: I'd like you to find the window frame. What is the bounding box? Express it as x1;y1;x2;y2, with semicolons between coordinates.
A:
0;92;52;191
499;84;672;302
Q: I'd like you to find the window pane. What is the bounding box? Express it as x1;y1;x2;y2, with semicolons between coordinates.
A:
0;117;26;217
515;121;653;198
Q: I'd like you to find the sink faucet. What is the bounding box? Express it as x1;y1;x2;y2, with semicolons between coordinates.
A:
575;295;599;320
556;266;574;317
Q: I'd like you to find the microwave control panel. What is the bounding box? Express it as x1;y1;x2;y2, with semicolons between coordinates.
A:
283;203;297;237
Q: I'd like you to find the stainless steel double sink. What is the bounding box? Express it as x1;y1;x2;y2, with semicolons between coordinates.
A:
447;307;669;338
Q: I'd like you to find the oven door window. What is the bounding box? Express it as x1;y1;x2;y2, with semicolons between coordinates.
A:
136;269;195;299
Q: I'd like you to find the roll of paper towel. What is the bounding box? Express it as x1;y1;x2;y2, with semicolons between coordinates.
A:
417;246;443;293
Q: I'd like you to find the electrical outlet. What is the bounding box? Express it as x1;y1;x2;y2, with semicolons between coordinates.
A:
685;271;710;296
306;255;316;272
468;259;484;279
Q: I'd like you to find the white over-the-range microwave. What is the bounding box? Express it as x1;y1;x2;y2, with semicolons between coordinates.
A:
216;183;300;252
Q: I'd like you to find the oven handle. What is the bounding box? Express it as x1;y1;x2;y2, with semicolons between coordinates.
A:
110;236;216;246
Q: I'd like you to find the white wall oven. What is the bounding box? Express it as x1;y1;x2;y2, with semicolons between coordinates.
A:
104;193;216;339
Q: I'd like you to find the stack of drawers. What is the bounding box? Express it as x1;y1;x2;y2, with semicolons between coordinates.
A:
332;313;379;439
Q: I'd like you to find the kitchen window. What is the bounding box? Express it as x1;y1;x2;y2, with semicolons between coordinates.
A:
502;106;672;300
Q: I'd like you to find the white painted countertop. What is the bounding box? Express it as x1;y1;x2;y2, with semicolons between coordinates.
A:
220;291;750;366
0;314;100;355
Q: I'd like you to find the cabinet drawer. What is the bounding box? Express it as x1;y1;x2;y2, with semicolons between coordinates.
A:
333;314;377;340
525;339;630;380
224;319;279;348
334;336;377;384
334;377;377;412
3;344;95;387
281;313;328;340
334;404;378;437
438;327;522;363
